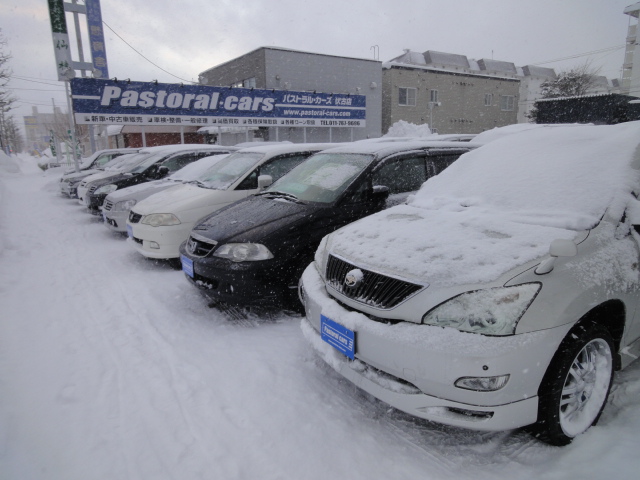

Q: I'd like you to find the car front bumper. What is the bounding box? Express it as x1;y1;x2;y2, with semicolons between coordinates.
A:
128;221;194;259
179;245;299;307
102;208;128;233
299;264;572;432
59;182;78;197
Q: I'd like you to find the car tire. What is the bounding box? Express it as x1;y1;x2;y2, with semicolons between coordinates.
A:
529;323;615;446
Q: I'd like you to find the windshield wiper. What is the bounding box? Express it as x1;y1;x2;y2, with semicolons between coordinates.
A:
256;190;305;204
186;180;210;188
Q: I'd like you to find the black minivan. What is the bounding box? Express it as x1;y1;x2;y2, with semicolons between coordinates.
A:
179;140;476;309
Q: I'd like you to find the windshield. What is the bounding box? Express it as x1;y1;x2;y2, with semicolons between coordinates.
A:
168;154;229;182
196;152;264;189
128;151;171;174
265;153;374;204
103;152;149;171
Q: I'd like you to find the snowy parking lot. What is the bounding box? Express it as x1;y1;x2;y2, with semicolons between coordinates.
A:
2;156;640;480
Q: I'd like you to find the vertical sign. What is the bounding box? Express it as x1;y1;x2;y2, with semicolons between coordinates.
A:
85;0;109;79
48;0;73;81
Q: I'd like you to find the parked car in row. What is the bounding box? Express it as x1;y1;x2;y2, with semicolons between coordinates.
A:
76;150;161;203
298;121;640;446
82;145;236;214
178;140;475;309
102;153;229;233
59;148;139;197
126;143;338;261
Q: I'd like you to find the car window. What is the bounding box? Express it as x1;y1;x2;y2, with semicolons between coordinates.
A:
95;153;119;167
373;155;427;195
236;153;310;190
160;152;207;173
197;152;265;190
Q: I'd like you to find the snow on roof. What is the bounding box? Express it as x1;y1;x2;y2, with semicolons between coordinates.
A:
317;139;475;157
329;122;640;287
388;50;427;65
521;65;557;79
424;51;470;69
478;59;517;75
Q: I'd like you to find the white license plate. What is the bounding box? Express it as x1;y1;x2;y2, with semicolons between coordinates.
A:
181;255;194;278
320;315;355;359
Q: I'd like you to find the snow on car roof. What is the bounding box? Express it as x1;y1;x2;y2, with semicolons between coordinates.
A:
233;142;341;155
317;140;476;157
329;121;640;287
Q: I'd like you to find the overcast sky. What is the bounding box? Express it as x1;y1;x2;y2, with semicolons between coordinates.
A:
0;0;635;125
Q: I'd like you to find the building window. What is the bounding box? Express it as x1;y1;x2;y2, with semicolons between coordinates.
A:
430;89;439;103
484;93;493;106
243;77;257;88
398;87;416;106
501;95;515;111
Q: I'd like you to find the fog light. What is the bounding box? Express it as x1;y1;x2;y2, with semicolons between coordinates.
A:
149;241;160;249
454;374;509;392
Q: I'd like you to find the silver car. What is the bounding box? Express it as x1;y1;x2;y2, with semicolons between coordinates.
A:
300;121;640;446
102;154;228;233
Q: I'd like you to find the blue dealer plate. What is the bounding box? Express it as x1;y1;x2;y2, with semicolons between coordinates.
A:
126;224;133;238
181;255;194;278
320;315;355;359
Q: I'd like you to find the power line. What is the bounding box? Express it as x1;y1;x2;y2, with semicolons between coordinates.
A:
12;76;63;87
102;20;195;84
531;45;625;66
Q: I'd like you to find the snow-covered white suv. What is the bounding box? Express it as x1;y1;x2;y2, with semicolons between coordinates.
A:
301;121;640;446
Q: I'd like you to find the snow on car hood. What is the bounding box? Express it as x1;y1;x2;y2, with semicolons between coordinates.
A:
328;121;640;287
132;183;226;215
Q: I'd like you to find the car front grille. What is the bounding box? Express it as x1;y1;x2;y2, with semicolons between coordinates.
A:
103;200;114;211
129;211;142;223
326;255;423;309
88;185;98;195
185;233;218;257
79;180;88;188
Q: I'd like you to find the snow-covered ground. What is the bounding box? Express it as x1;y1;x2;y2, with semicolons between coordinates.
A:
1;154;640;480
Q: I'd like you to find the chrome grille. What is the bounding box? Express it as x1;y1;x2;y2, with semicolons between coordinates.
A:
103;200;114;211
186;233;218;257
129;211;142;223
326;255;423;309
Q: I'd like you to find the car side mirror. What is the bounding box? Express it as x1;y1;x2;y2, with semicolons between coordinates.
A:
535;239;577;275
372;185;390;200
258;174;273;190
156;166;170;178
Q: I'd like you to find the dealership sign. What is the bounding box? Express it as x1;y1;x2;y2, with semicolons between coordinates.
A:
70;78;366;128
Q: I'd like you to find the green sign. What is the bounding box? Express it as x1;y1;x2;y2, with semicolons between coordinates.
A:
48;0;68;34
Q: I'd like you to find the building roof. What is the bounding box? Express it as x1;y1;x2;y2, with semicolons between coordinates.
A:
522;65;557;79
623;2;640;17
478;59;517;75
424;50;470;69
199;46;380;78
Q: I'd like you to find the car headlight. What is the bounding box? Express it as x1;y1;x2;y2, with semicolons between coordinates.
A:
422;283;541;336
213;243;274;262
114;199;137;212
141;213;181;227
94;184;118;195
